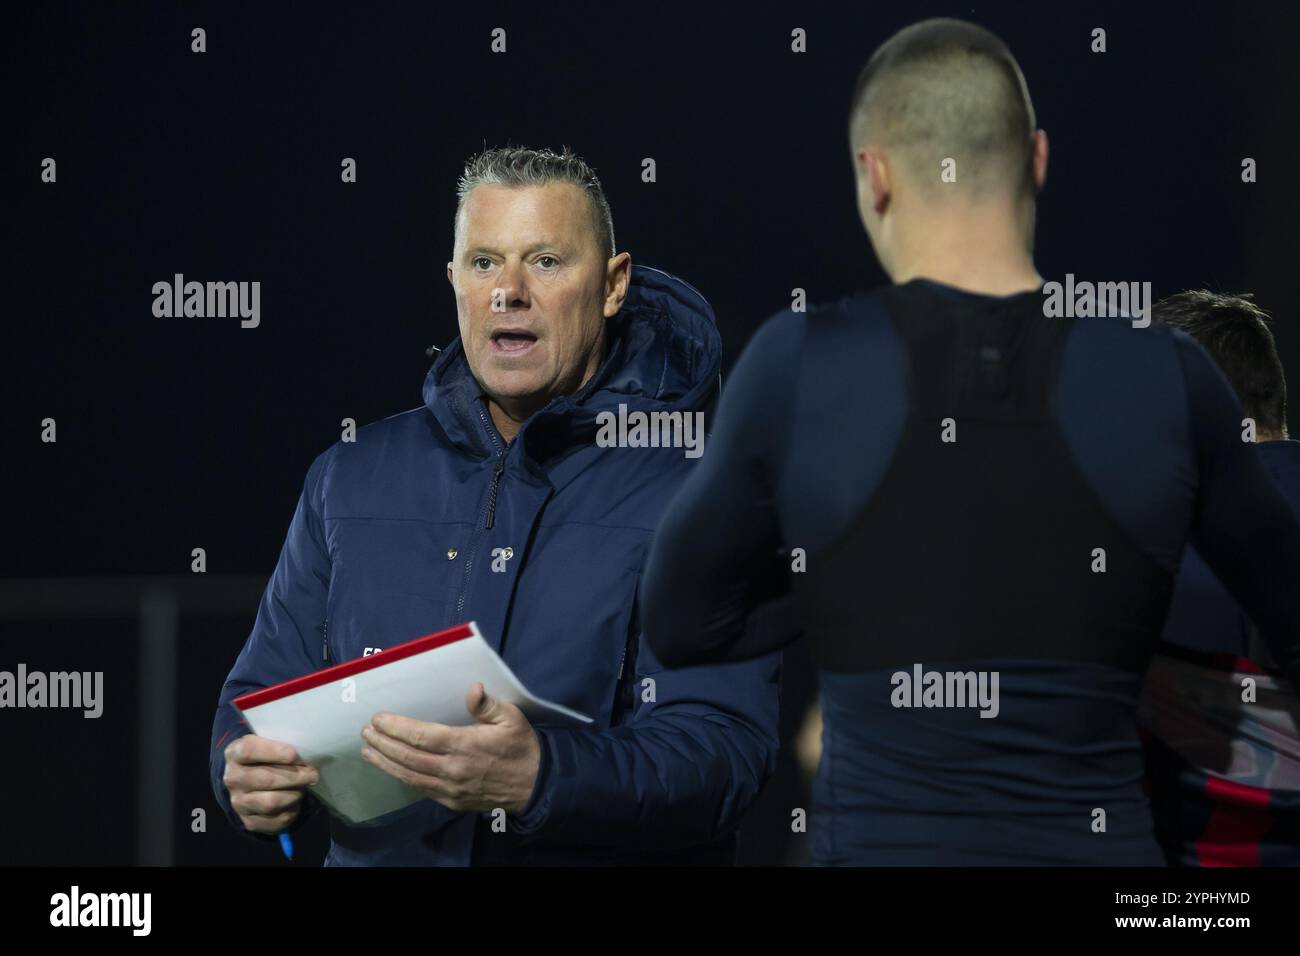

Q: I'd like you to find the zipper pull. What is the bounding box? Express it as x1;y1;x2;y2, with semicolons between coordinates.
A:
484;453;506;530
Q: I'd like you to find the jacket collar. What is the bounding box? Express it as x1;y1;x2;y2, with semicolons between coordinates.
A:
422;264;720;463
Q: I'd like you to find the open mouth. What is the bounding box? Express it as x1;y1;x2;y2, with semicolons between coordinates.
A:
490;328;539;355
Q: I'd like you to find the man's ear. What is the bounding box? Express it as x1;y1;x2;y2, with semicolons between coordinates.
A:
446;261;454;285
603;251;632;318
862;148;891;215
1031;129;1049;193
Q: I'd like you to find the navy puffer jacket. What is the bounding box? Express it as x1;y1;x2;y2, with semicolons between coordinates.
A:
209;265;781;865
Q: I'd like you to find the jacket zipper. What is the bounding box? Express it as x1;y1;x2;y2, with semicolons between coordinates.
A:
454;406;506;619
477;403;505;527
484;453;506;530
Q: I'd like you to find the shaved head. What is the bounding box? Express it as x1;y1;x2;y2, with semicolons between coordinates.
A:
849;19;1036;199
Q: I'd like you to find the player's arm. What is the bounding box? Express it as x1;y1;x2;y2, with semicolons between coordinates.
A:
641;312;802;666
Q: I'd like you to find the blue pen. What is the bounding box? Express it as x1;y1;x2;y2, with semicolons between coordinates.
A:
279;832;294;861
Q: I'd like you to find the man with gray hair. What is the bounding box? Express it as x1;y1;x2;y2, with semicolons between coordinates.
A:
209;145;780;865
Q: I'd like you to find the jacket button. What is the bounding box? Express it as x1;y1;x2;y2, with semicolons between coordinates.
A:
447;548;458;560
503;547;514;560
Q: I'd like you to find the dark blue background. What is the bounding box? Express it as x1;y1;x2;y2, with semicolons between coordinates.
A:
6;0;1298;864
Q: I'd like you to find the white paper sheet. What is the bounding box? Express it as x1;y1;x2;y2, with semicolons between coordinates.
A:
234;621;593;824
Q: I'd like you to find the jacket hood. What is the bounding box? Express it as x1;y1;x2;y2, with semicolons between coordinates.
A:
422;264;721;460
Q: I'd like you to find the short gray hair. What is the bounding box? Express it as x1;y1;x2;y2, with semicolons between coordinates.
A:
455;146;616;260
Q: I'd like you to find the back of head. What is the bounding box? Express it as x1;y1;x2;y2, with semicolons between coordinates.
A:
848;18;1036;200
1153;291;1289;438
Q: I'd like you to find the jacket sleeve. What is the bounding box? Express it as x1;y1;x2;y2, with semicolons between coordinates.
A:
208;449;334;842
506;618;781;850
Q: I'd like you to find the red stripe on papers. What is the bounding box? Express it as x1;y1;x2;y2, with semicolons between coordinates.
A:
233;622;475;712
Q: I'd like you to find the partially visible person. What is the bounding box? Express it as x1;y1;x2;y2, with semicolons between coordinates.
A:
1142;291;1300;866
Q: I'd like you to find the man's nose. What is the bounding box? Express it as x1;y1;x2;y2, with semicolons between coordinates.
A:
492;261;531;312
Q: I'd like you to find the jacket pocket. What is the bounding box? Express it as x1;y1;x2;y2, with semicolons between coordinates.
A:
323;516;470;661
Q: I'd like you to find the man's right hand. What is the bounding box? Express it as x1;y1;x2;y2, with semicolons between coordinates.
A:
223;734;320;834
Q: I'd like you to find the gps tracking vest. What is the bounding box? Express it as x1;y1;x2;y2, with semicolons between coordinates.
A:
792;284;1173;673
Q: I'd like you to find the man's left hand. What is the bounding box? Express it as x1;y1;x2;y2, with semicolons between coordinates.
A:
360;682;542;815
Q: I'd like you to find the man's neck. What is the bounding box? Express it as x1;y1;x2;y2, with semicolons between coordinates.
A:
486;399;528;445
487;395;567;445
889;197;1041;297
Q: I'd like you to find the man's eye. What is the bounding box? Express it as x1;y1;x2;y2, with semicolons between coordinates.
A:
536;256;559;269
472;257;493;271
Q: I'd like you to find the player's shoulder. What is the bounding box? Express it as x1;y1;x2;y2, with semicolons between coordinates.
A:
749;304;807;345
780;288;900;364
1065;313;1197;383
1064;306;1182;345
748;289;892;349
811;287;893;324
1057;317;1208;453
